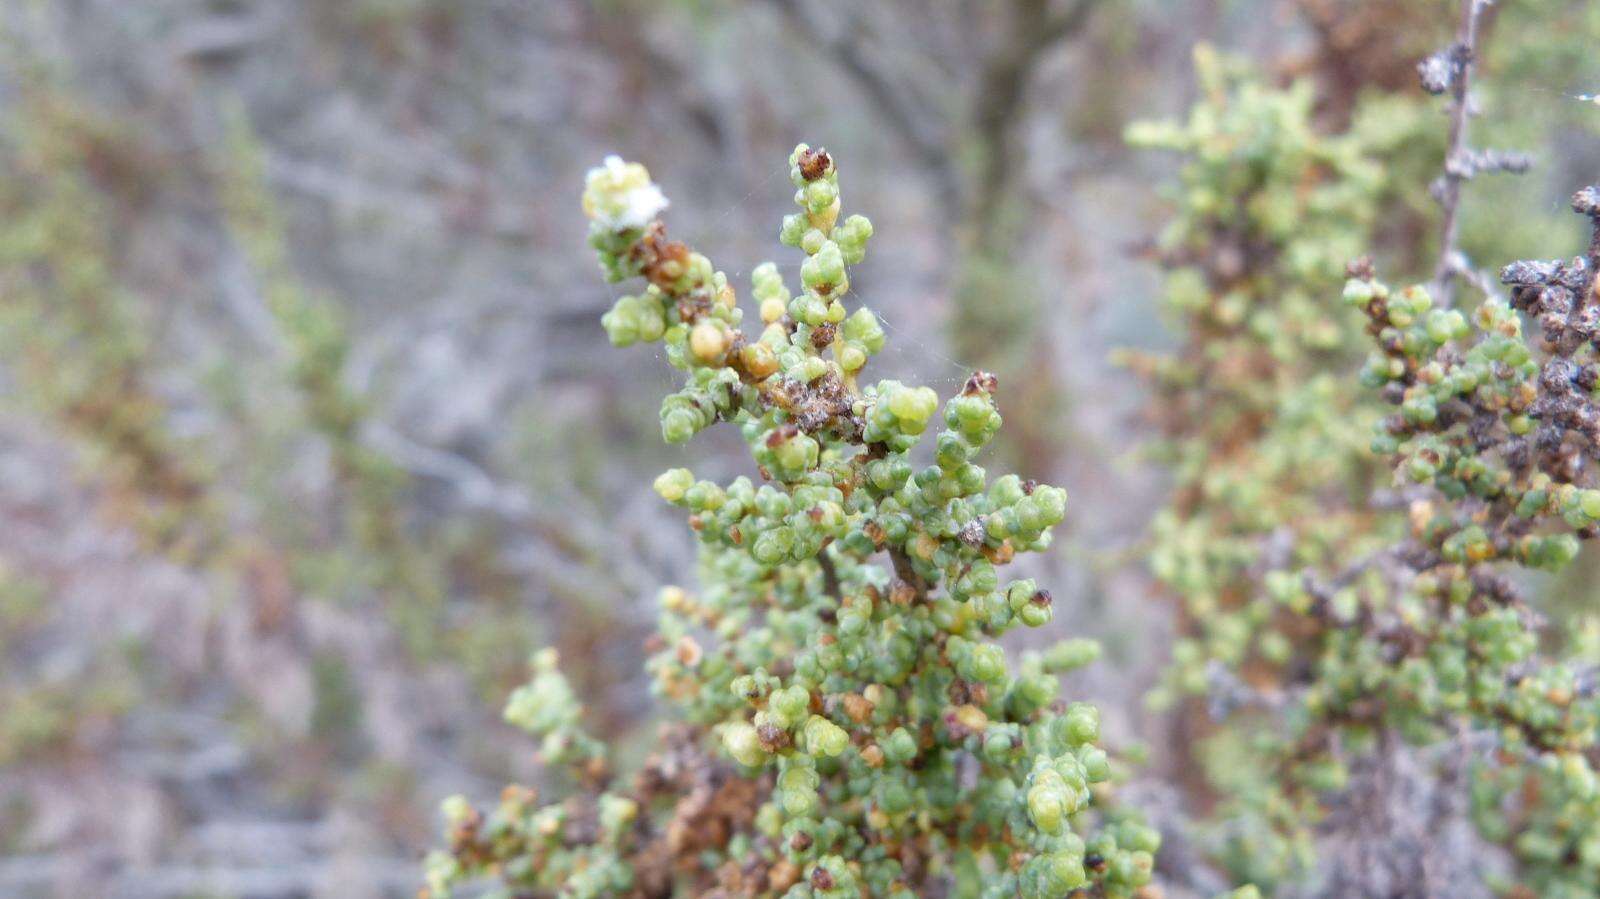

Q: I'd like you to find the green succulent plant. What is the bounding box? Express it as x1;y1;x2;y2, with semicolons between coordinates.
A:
423;145;1155;899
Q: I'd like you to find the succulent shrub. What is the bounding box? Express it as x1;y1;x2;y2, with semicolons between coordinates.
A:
1129;33;1600;897
1342;189;1600;897
1125;45;1395;710
423;146;1158;898
1123;47;1407;887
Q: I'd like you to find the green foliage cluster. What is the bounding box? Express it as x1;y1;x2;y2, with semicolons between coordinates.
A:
0;71;516;685
0;80;217;553
1344;200;1600;896
1127;37;1600;899
0;78;198;815
1123;48;1406;887
1126;45;1394;705
0;58;554;848
425;146;1158;898
215;112;452;660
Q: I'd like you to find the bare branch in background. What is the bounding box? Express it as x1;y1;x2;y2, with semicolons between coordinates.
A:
1038;0;1101;52
1424;0;1524;307
759;0;958;198
968;0;1101;243
574;2;734;155
761;0;1103;225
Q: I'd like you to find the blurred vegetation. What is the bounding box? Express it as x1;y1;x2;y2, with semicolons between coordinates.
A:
2;0;1600;896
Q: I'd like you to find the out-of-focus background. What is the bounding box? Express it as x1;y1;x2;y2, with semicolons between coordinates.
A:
1;1;1597;896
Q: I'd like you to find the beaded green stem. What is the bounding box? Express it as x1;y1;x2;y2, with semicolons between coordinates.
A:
424;145;1155;898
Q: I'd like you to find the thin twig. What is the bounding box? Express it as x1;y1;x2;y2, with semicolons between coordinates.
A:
888;546;929;600
1430;0;1490;307
818;546;841;598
